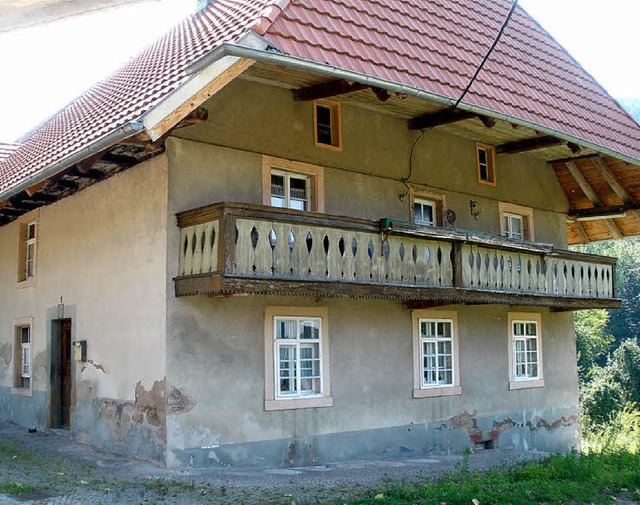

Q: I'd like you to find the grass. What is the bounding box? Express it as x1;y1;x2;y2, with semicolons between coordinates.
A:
3;425;640;504
290;452;640;505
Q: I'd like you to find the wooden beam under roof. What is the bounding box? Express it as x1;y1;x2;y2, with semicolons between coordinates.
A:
293;79;368;101
409;110;476;130
569;203;640;219
565;161;623;240
496;135;563;154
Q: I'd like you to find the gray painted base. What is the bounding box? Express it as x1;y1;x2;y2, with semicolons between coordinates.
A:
170;408;580;468
0;386;49;431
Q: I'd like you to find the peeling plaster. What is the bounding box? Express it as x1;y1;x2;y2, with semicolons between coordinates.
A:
447;410;579;448
85;360;107;373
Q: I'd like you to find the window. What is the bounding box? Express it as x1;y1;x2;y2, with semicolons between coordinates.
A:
313;100;342;150
17;219;37;284
412;310;461;398
262;156;325;213
264;307;332;411
410;188;445;227
271;170;310;211
499;202;534;241
413;198;436;226
508;312;544;390
13;322;32;393
476;142;496;185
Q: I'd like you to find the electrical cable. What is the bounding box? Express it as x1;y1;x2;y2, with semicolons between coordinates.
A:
402;0;520;184
453;0;520;110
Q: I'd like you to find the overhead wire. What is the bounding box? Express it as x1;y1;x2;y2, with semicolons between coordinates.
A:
403;0;520;184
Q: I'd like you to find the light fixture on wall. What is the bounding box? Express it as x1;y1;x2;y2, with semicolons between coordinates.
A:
57;296;65;319
470;200;481;220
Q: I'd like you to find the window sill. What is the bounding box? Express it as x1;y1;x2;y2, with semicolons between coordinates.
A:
509;379;545;390
12;387;32;397
413;386;462;399
265;396;333;411
17;278;36;289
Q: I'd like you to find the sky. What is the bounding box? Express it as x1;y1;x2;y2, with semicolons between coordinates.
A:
0;0;638;144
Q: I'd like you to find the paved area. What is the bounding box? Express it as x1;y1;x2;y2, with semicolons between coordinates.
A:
0;420;548;504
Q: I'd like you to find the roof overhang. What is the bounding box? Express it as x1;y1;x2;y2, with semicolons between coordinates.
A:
197;38;640;166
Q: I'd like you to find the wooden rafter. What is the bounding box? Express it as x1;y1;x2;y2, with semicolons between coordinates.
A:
569;219;590;244
591;157;640;222
25;180;46;197
569;203;640;219
496;135;563;154
565;161;623;240
293;79;368;101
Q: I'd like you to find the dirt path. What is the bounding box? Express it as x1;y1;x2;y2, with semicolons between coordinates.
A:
0;420;550;504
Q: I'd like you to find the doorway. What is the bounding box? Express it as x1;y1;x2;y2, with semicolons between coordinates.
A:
51;318;72;429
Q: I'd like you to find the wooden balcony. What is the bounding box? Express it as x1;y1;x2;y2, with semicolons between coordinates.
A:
174;202;620;310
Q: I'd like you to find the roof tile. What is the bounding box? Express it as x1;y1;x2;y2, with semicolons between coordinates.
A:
1;0;639;200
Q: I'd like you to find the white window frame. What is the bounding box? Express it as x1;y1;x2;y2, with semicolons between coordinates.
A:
270;169;311;211
264;307;332;411
503;212;524;240
17;214;38;287
499;202;535;242
412;310;462;398
413;198;437;227
12;317;33;396
262;156;325;213
507;312;544;390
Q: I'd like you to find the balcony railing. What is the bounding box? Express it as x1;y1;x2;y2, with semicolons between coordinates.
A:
174;203;619;309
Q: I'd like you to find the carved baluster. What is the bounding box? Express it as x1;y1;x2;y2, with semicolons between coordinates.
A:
234;219;254;275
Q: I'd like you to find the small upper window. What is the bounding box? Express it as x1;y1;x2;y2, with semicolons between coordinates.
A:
18;219;37;284
503;212;524;240
262;156;325;213
314;100;342;150
271;170;310;211
499;203;534;241
476;143;496;185
413;198;436;227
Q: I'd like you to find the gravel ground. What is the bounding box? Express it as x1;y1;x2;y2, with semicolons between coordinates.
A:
0;420;549;504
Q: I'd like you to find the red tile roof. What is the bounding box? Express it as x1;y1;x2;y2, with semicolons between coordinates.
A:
0;143;21;164
1;0;639;200
263;0;640;160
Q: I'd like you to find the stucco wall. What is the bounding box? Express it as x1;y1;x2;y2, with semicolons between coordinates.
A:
171;77;569;247
0;155;169;462
164;78;578;467
165;296;579;467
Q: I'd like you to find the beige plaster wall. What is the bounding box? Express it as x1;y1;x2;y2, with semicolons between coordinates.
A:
163;77;578;466
0;156;168;431
164;296;579;466
171;77;569;247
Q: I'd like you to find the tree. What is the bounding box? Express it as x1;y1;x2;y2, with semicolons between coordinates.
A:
575;309;613;380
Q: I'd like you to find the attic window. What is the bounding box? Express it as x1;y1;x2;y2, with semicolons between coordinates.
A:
476;143;496;185
314;100;342;150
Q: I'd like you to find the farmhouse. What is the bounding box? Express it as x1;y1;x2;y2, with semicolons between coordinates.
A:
1;0;639;467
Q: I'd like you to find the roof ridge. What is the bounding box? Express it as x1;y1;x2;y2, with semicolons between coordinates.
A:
250;0;292;35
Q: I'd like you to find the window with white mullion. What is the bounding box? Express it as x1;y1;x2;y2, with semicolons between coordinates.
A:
271;170;310;211
513;321;539;380
503;212;524;240
274;317;322;399
25;222;36;279
413;198;436;227
420;319;454;388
